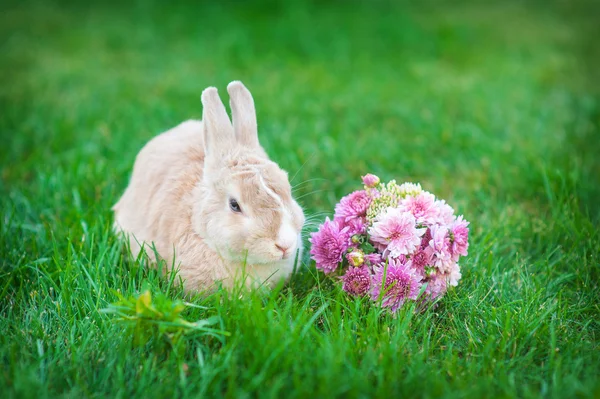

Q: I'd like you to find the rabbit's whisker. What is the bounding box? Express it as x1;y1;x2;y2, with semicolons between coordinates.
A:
289;152;317;183
292;178;328;190
295;189;331;200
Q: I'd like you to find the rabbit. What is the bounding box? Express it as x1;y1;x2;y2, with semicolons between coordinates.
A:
112;81;305;291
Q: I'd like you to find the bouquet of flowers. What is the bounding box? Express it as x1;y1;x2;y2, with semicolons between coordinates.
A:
309;174;469;313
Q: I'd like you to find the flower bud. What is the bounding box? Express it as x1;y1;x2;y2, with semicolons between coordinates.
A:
346;249;365;267
362;173;380;188
351;234;362;244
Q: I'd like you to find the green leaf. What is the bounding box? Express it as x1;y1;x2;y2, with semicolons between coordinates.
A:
360;241;376;254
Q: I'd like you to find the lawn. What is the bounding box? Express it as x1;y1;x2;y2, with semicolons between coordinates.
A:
1;0;599;397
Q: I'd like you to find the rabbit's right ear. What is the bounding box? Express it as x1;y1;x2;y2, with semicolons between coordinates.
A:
227;81;260;148
201;87;235;156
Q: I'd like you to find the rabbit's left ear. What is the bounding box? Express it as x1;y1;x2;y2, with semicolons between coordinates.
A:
227;81;260;148
201;86;236;157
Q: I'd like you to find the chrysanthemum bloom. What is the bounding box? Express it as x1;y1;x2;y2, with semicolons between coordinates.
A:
371;260;422;312
399;191;438;225
343;217;367;236
334;190;372;223
362;173;380;188
369;208;426;257
448;262;462;286
346;249;365;267
342;266;372;296
410;249;432;278
365;253;383;266
309;218;351;274
420;228;432;250
394;254;409;264
434;199;455;225
427;225;453;273
450;215;469;260
423;271;448;300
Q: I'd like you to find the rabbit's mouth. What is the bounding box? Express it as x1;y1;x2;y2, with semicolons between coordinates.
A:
236;250;296;265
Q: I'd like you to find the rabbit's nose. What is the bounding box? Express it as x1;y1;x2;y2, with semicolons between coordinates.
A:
275;243;291;257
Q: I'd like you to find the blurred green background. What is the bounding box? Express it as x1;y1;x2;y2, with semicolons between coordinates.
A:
1;0;599;397
2;0;599;210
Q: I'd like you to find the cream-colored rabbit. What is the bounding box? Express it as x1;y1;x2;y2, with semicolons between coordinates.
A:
112;81;305;291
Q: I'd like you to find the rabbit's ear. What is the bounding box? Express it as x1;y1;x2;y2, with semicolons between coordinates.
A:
227;81;260;148
201;87;235;155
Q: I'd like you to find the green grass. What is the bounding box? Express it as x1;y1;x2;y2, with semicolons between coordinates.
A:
1;0;600;397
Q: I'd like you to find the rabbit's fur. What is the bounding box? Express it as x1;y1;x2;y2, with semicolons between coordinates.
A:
112;81;305;291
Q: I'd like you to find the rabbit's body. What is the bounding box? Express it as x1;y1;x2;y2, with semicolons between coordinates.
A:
113;82;304;291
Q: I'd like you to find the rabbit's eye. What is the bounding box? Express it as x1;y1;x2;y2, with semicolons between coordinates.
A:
229;198;242;213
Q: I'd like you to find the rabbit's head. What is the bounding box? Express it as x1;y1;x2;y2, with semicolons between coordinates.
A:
193;81;305;265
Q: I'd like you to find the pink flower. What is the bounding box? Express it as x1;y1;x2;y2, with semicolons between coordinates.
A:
343;217;367;236
309;218;351;274
346;249;365;267
448;263;462;287
410;249;433;278
420;227;432;250
342;266;372;296
364;253;383;266
399;191;438;225
450;215;469;260
368;208;426;258
362;173;380;188
434;199;455;225
393;254;409;264
371;259;422;312
423;271;448;300
334;190;372;223
427;225;453;273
